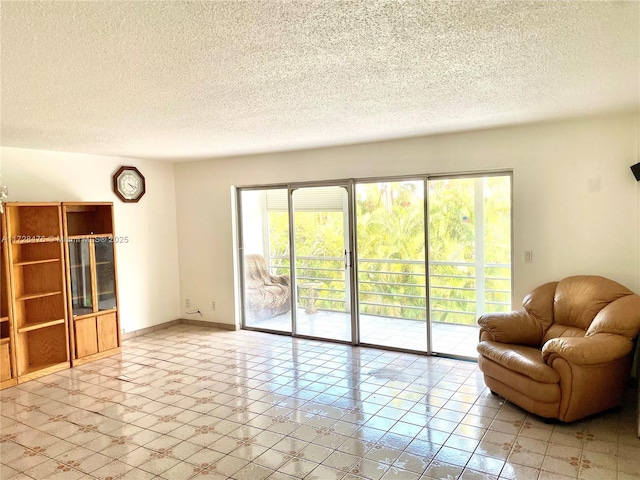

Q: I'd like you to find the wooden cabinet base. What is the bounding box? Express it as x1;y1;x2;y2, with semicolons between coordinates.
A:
0;378;18;390
0;344;17;387
17;361;71;383
1;341;12;381
74;316;99;358
71;347;121;367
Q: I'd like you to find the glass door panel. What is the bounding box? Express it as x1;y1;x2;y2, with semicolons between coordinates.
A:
428;175;512;357
292;186;351;342
240;189;292;332
95;240;116;311
68;239;93;316
237;173;512;360
356;180;427;351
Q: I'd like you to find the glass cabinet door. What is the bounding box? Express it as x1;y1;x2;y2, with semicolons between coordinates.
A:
68;239;93;316
95;240;116;311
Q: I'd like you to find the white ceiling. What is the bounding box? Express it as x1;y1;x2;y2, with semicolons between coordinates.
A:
1;1;638;162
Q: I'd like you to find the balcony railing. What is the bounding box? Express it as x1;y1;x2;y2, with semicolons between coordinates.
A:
269;255;511;325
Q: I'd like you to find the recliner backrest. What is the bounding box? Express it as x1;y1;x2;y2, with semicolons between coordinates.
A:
245;254;275;287
586;294;640;340
552;276;634;330
523;276;639;346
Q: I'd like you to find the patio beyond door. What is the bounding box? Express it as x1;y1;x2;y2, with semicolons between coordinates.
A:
238;173;512;359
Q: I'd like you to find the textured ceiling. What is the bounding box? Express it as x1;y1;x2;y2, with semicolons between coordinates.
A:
1;1;638;161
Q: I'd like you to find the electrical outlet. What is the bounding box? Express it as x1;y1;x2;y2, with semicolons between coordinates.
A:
211;301;216;311
186;298;191;308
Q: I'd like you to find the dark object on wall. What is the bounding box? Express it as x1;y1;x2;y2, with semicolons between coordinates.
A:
631;162;640;181
113;166;146;202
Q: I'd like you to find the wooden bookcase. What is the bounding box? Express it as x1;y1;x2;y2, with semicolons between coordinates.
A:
1;202;121;384
63;203;121;366
1;211;18;389
4;203;70;382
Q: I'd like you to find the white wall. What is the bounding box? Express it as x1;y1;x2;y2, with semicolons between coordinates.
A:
174;112;640;328
1;147;181;332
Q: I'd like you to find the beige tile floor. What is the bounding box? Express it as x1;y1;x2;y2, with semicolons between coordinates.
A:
1;324;638;480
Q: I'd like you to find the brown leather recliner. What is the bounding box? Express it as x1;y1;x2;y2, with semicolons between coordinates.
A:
477;275;640;422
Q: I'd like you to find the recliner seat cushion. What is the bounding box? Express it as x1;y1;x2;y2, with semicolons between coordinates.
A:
541;325;585;344
478;357;561;405
477;341;560;384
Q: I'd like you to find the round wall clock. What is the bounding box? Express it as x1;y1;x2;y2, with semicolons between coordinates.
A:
113;166;146;203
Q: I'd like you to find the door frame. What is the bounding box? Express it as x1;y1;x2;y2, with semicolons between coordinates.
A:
236;169;513;359
237;185;294;335
425;171;514;360
287;180;357;344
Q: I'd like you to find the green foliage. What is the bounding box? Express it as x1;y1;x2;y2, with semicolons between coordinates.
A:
266;177;512;325
428;177;512;324
355;182;426;320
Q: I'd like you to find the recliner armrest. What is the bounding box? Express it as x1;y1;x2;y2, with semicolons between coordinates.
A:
478;311;543;346
542;334;634;365
271;274;290;286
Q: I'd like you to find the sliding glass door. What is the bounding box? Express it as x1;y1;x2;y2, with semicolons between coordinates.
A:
239;188;292;333
356;180;427;351
292;185;352;342
238;173;512;359
428;175;512;357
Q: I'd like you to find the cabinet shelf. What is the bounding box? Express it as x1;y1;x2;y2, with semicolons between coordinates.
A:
19;361;69;382
11;242;62;265
64;204;114;237
17;318;65;333
0;337;8;345
15;258;60;267
17;291;63;301
71;308;94;318
72;308;116;321
0;316;8;323
71;295;91;301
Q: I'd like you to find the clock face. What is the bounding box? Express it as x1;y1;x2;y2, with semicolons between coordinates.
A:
113;166;145;202
118;172;141;197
